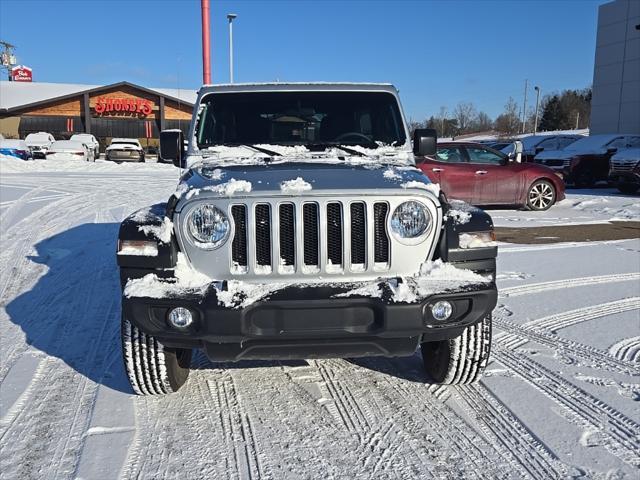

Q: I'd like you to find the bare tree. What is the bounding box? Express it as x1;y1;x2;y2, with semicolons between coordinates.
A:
494;97;520;136
475;111;493;131
453;102;477;134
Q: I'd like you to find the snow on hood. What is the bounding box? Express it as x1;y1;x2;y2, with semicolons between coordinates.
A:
173;162;432;202
612;148;640;162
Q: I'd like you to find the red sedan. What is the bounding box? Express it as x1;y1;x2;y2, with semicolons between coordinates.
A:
418;142;565;211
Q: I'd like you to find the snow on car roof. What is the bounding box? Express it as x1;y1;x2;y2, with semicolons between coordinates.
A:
0;81;197;111
111;138;140;143
199;82;398;95
564;134;639;151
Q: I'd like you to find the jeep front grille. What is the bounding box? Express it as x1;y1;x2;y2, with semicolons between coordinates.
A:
231;200;390;275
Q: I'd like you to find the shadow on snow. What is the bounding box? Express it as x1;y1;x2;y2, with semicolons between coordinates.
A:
6;222;430;395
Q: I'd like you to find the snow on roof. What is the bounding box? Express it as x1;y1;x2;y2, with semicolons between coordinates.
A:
200;82;398;95
0;81;197;111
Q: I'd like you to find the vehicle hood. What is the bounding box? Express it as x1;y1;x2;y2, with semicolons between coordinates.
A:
173;162;437;205
26;139;52;147
612;148;640;162
534;149;574;160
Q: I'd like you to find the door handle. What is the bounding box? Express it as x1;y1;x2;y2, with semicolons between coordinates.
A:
475;170;488;175
432;168;444;172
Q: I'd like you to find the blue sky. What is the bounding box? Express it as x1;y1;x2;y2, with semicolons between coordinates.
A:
0;0;605;120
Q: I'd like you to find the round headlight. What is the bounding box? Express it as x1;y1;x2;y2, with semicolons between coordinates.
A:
187;204;230;248
391;201;430;239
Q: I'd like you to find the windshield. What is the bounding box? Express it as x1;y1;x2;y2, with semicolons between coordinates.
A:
195;91;406;150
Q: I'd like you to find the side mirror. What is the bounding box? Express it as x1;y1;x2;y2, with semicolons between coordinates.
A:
413;128;437;156
606;147;618;155
535;146;544;154
160;129;185;167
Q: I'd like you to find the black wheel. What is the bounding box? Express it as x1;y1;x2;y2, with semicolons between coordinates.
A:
421;315;492;384
526;179;556;211
618;184;639;195
121;315;192;395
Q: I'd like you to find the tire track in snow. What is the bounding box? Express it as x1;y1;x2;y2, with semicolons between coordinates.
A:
499;272;640;298
609;336;640;363
451;383;572;479
494;347;640;468
494;317;639;375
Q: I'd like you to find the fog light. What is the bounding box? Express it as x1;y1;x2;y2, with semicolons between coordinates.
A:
431;301;453;322
168;307;193;328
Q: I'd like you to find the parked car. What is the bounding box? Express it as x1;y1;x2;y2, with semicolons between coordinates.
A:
609;147;640;194
519;134;583;163
45;140;92;161
0;139;32;160
70;133;100;158
419;142;565;210
106;138;145;162
117;83;499;395
24;132;56;159
534;134;640;187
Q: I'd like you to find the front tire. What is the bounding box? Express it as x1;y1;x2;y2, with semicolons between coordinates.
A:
618;184;639;195
526;179;556;211
421;315;492;384
121;315;192;395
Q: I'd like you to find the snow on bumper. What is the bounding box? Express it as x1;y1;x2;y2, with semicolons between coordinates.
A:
121;261;497;359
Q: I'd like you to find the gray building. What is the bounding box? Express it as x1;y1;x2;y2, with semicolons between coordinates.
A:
590;0;640;134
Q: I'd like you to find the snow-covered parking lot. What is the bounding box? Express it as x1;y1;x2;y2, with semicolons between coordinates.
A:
0;159;638;479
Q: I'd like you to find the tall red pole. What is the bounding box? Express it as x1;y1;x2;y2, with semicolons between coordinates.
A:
201;0;211;84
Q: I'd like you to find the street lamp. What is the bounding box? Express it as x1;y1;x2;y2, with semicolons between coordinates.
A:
533;86;541;134
227;13;237;83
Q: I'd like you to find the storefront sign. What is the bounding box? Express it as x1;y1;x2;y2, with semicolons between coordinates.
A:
94;97;153;116
11;65;32;82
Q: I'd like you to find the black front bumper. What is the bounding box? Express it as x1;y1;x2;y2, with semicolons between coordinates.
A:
609;171;640;186
123;282;497;361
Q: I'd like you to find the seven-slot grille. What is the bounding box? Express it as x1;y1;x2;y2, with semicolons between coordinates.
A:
230;201;390;275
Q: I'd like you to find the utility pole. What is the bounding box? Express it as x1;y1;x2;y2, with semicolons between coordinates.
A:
575;111;580;130
533;86;541;135
227;14;237;83
201;0;211;84
0;41;17;80
521;79;528;133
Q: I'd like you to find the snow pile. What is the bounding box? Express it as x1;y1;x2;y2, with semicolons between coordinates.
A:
559;197;640;221
199;167;225;180
173;183;189;199
124;253;212;298
401;181;440;197
280;177;312;194
138;217;173;244
186;179;252;199
336;259;490;303
383;167;402;180
459;233;497;248
117;243;159;257
216;280;288;308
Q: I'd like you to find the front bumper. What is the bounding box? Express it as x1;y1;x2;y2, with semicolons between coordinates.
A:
123;282;497;361
609;171;640;186
106;151;143;161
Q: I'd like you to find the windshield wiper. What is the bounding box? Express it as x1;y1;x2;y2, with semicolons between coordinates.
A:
308;143;366;157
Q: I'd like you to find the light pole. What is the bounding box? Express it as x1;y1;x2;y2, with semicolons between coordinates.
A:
533;86;541;134
227;13;237;83
521;79;528;133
